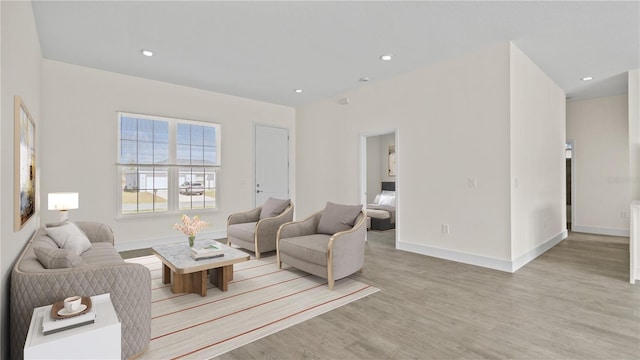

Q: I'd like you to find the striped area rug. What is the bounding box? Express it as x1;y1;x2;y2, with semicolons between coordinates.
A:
126;255;379;359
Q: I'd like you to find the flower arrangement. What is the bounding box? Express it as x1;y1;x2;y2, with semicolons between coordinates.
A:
173;215;209;247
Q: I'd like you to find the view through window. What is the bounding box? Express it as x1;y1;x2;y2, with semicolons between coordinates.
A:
118;113;220;215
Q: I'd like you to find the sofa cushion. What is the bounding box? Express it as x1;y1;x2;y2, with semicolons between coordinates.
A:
260;198;290;219
33;247;86;269
81;242;125;265
228;222;258;242
45;222;92;255
317;202;362;235
279;234;331;266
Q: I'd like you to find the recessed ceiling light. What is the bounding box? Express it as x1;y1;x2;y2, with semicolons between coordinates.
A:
380;54;393;61
359;77;370;82
141;49;153;57
294;89;303;93
581;76;593;81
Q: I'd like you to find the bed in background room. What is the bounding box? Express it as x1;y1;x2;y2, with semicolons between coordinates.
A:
367;182;396;231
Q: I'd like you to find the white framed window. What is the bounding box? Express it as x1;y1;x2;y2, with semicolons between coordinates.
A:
117;112;220;216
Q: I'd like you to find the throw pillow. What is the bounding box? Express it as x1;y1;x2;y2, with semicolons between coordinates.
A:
45;222;92;255
260;197;290;219
317;202;362;235
378;194;396;206
33;246;86;269
45;220;68;228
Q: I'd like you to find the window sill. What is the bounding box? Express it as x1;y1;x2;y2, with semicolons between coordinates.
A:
114;208;220;221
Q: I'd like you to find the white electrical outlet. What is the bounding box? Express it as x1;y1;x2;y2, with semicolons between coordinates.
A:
468;178;478;188
442;224;450;234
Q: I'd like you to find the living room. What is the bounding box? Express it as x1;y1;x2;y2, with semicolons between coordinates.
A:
2;1;639;359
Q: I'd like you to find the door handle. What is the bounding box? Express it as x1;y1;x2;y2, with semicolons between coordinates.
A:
256;190;263;193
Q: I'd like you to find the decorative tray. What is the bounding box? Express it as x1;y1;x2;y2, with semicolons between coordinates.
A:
50;296;92;319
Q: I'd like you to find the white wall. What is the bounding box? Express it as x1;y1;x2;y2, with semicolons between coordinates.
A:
297;44;513;265
40;60;295;249
567;95;630;236
0;2;42;358
509;44;567;266
630;69;639;202
630;70;640;284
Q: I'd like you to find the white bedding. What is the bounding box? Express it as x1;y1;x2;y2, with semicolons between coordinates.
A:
366;204;396;224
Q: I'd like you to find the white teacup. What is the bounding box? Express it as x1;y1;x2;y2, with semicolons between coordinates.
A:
63;296;82;312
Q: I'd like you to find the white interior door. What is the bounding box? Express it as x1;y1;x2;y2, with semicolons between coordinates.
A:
255;125;289;206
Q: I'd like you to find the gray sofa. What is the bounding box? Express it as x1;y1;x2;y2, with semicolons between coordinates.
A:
10;222;151;360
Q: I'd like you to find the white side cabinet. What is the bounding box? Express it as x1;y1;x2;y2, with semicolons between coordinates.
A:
24;293;121;359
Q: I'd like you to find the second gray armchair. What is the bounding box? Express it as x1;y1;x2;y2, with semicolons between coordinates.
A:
276;202;366;290
227;198;293;259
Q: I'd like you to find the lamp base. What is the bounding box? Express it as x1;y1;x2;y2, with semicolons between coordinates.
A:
59;210;69;222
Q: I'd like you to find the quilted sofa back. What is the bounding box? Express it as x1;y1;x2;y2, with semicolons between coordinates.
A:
10;222;151;360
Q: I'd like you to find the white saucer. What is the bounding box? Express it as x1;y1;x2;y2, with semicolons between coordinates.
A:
57;304;87;316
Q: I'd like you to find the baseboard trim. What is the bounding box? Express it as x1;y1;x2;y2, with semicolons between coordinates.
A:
397;230;568;273
511;230;568;272
115;229;228;251
633;267;640;285
572;225;630;237
396;241;513;272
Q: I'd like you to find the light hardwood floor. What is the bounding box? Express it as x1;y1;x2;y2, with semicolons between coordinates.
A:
216;231;640;359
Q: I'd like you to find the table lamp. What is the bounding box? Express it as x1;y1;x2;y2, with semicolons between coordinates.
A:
48;192;79;221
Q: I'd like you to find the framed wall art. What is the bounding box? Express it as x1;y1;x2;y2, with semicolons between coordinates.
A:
388;145;396;177
14;96;36;231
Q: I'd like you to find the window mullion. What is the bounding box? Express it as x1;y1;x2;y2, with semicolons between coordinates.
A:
168;119;178;212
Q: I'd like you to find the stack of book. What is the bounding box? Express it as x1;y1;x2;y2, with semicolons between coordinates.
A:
42;308;96;335
191;244;224;260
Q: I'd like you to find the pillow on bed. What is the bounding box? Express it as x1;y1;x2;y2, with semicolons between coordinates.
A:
378;194;396;206
373;194;382;204
381;190;395;196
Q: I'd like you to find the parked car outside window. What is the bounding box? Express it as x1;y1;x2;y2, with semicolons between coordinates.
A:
180;182;204;195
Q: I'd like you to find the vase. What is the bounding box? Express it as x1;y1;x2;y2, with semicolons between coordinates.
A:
188;235;195;248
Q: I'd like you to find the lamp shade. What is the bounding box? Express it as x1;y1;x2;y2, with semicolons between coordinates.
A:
48;192;79;211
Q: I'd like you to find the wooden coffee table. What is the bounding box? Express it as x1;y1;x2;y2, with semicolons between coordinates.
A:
151;240;249;296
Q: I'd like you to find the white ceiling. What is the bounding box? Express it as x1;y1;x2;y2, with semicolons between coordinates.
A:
31;1;640;107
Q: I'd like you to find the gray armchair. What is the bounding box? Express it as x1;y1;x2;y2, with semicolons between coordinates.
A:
227;198;293;259
276;203;366;289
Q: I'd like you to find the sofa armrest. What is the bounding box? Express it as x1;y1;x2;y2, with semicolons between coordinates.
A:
328;211;367;279
75;221;114;245
10;262;151;360
278;211;322;240
228;207;261;225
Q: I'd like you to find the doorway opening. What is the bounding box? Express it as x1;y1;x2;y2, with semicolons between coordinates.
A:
359;130;398;249
566;141;574;231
